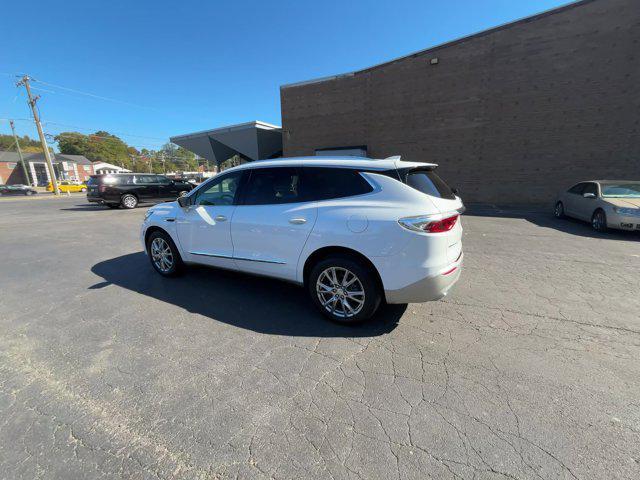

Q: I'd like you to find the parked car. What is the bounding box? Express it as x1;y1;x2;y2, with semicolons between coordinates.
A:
140;156;464;323
555;180;640;232
87;173;195;209
0;184;38;196
47;181;87;193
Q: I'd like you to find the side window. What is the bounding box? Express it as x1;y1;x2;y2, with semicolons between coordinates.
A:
117;175;135;185
195;171;243;206
583;183;598;196
157;175;172;185
568;183;585;195
302;167;373;201
135;175;155;185
242;167;301;205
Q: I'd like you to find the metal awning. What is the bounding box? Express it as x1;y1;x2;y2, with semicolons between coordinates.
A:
170;120;282;166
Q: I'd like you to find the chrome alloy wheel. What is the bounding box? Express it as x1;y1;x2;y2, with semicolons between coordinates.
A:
150;237;174;273
592;211;605;231
554;202;563;218
123;195;137;208
316;267;365;318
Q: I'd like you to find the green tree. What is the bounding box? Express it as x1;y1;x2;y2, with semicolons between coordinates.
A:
0;133;42;152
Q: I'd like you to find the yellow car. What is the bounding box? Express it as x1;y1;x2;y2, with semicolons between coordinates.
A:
46;181;88;193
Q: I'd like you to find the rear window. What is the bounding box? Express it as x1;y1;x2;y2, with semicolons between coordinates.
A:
405;169;456;200
87;176;99;186
302;167;374;201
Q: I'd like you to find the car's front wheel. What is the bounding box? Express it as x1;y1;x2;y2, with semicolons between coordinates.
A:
308;255;382;323
591;209;608;232
554;201;565;218
121;194;138;209
147;231;183;277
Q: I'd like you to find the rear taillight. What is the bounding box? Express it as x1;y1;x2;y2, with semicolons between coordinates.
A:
398;214;459;233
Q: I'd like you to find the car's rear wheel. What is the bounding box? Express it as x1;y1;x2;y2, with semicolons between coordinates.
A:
147;231;183;277
121;194;138;209
179;190;189;197
591;209;608;232
554;201;565;218
308;256;381;323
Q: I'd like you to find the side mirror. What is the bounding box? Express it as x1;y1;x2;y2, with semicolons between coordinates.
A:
583;192;596;199
452;187;460;195
177;196;190;208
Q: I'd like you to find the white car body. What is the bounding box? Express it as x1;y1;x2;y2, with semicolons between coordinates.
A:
141;156;464;305
556;180;640;232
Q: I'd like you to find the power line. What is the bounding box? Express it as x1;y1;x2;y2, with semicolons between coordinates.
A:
44;121;167;141
34;78;159;111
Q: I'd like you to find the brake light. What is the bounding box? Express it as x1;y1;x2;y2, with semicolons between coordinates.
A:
398;214;459;233
426;215;458;233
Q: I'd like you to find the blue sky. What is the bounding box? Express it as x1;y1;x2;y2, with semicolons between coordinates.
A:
2;0;570;152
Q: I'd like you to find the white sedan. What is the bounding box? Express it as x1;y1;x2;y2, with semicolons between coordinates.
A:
555;180;640;232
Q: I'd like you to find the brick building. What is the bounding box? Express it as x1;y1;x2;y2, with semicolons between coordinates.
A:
0;152;94;186
280;0;640;204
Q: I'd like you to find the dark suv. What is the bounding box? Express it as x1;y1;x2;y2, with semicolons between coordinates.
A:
87;174;194;209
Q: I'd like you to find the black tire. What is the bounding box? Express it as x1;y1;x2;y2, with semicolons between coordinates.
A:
554;201;565;219
591;209;608;232
146;230;184;277
308;255;382;324
120;193;138;209
106;203;119;209
179;190;189;197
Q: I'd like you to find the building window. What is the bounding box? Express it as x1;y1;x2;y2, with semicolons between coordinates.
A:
83;165;91;172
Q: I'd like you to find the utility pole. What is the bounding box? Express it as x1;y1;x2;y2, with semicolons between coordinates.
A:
9;120;31;186
16;75;60;195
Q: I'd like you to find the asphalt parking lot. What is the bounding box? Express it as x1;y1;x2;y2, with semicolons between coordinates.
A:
0;196;639;480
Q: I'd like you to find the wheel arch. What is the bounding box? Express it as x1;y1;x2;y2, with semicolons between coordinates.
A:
121;191;139;200
144;226;170;252
302;246;385;299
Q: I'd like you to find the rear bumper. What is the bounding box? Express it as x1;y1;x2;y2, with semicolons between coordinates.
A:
384;252;463;304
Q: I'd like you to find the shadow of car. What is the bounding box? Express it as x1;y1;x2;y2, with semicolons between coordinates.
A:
464;204;639;240
91;252;405;337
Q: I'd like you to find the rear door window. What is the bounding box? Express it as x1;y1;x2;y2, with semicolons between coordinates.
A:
302;167;373;201
242;167;302;205
134;175;156;185
405;169;456;200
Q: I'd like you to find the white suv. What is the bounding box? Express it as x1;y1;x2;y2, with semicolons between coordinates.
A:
141;156;464;323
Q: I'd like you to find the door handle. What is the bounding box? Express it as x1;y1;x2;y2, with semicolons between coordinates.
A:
214;215;227;222
289;218;306;225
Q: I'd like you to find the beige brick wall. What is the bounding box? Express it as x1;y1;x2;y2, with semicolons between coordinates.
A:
281;0;640;205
